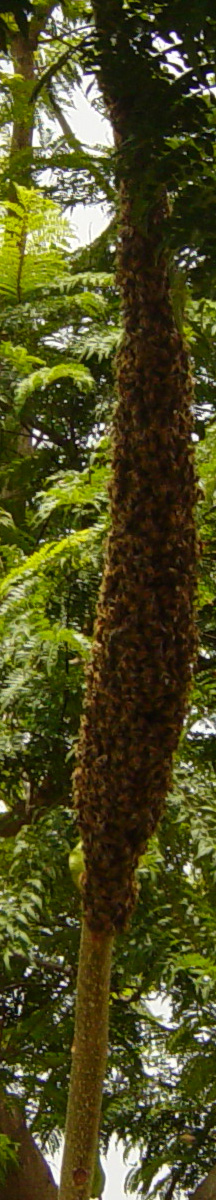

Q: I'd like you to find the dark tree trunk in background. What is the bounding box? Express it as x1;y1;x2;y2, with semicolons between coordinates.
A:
192;1166;216;1200
0;1096;57;1200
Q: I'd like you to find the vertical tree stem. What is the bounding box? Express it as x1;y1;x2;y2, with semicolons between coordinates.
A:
59;920;113;1200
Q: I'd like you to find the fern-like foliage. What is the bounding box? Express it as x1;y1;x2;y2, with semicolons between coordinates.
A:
0;187;75;301
15;361;94;407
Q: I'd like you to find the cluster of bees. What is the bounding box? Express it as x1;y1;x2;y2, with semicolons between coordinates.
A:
74;185;197;934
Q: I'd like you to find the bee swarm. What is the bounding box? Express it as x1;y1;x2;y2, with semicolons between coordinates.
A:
74;189;197;933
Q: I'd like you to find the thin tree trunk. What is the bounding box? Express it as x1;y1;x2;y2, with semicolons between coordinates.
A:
10;32;34;158
0;1095;57;1200
1;27;35;518
59;921;113;1200
8;29;34;295
192;1165;216;1200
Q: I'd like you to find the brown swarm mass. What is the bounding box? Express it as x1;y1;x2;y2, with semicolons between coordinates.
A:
74;188;197;933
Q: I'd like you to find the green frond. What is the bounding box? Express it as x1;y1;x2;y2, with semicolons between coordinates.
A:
78;327;121;361
0;524;103;598
0;507;16;529
35;622;91;660
66;291;108;317
0;187;76;300
54;271;115;292
36;462;110;521
0;341;45;375
15;361;94;408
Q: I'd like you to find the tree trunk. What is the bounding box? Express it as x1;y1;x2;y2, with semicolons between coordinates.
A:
192;1166;216;1200
10;30;34;163
59;922;113;1200
0;27;35;521
0;1095;57;1200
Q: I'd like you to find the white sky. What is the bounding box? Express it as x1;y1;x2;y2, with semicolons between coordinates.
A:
67;81;113;247
50;1135;135;1196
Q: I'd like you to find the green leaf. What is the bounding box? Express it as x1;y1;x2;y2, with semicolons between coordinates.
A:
15;361;94;408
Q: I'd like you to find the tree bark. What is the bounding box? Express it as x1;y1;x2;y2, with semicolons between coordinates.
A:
0;1095;57;1200
191;1165;216;1200
8;27;34;303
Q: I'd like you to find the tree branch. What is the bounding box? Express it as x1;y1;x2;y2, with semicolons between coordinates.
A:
164;1169;182;1200
29;1;56;51
46;83;77;144
30;48;72;102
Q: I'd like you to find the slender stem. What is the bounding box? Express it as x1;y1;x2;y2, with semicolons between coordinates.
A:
59;920;113;1200
47;84;76;143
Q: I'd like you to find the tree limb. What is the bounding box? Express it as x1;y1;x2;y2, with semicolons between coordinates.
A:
29;2;56;51
46;83;78;144
30;48;72;103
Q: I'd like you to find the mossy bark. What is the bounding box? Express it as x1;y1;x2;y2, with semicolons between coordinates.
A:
59;922;113;1200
